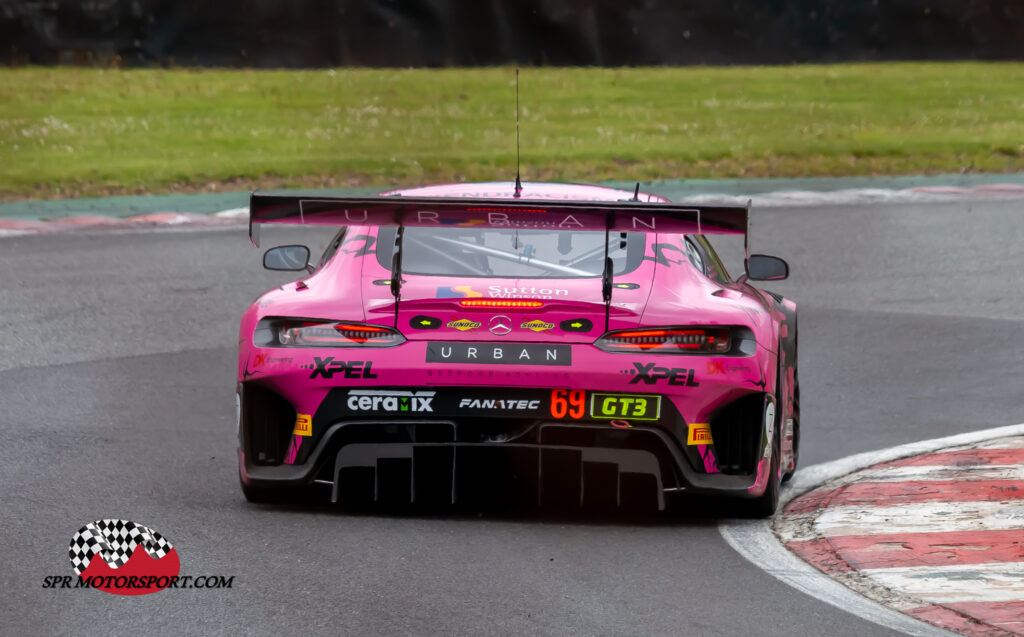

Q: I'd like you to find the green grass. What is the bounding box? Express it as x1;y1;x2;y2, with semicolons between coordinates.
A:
2;63;1023;199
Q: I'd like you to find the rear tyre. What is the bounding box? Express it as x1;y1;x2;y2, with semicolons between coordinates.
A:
782;371;801;483
740;399;781;518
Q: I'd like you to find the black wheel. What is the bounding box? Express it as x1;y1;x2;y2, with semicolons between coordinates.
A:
741;398;781;518
782;371;800;483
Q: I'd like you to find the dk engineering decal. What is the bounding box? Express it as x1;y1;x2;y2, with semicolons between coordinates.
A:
43;519;234;595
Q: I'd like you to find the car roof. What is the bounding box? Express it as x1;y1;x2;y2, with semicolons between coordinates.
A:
381;181;671;203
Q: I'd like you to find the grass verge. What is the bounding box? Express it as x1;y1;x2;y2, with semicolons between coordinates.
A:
1;63;1023;200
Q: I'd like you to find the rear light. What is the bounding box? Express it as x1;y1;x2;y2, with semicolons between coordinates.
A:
595;327;732;354
458;300;543;308
274;320;405;348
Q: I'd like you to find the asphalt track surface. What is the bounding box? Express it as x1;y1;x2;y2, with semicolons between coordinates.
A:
1;199;1022;636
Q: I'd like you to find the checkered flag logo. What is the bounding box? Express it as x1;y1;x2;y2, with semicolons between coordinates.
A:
68;519;174;576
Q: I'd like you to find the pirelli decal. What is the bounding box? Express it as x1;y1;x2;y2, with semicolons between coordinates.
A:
293;414;313;437
687;422;713;446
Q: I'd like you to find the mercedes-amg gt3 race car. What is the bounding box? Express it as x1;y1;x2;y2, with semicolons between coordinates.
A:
237;182;798;516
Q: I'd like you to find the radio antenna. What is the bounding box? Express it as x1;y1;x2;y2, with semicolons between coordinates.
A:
513;68;522;199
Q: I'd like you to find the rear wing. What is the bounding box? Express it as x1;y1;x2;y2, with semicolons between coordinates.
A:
249;192;751;327
248;192;749;249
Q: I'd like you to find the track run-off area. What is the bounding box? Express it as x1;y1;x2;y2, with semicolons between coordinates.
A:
1;195;1022;636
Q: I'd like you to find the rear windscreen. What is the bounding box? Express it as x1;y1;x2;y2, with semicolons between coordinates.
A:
376;227;645;278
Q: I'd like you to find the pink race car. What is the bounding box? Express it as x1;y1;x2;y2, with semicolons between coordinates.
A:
237;181;798;517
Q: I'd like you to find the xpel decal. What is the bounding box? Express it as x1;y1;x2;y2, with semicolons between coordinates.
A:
626;362;699;386
306;357;379;380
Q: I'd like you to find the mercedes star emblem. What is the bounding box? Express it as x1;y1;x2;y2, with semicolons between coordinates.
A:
489;315;512;336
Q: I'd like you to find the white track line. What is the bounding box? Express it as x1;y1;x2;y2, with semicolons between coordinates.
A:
814;500;1024;536
719;423;1024;637
840;464;1024;483
861;563;1024;604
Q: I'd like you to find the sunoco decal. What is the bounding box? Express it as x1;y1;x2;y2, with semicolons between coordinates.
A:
519;319;555;332
446;318;482;331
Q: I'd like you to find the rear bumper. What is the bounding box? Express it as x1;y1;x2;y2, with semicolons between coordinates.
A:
239;415;770;510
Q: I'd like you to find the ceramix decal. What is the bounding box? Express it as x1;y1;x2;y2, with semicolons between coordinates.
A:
347;390;435;412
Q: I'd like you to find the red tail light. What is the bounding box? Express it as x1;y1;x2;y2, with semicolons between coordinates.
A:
277;321;404;348
458;300;543;308
595;327;731;354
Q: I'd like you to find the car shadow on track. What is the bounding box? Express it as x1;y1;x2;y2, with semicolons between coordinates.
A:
240;487;748;528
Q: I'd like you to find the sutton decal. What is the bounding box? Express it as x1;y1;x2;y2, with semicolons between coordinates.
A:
488;285;568;299
625;362;700;386
306;357;379;380
346;390;435;413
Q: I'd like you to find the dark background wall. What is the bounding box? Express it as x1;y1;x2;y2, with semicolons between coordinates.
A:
2;0;1023;67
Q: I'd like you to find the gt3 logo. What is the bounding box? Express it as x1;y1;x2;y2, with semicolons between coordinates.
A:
628;362;699;386
308;357;379;380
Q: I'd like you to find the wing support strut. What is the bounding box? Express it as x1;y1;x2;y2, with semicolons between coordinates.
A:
601;214;613;332
390;219;405;327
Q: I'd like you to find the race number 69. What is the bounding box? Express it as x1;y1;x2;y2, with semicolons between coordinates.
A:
550;389;585;419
